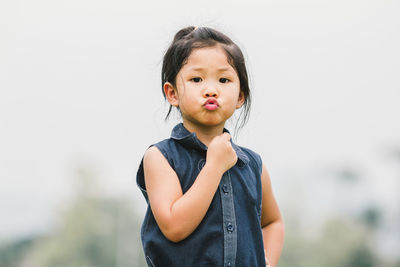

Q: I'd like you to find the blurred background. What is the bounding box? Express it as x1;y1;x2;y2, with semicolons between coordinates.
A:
1;0;399;266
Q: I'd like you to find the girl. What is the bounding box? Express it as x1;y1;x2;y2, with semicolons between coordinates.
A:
137;26;284;267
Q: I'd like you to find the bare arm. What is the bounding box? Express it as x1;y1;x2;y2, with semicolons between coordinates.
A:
143;133;237;242
260;164;285;267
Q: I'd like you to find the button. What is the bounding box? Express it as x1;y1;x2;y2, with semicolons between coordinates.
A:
227;263;231;267
227;223;234;232
222;184;229;194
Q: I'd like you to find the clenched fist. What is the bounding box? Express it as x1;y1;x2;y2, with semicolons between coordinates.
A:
206;132;238;175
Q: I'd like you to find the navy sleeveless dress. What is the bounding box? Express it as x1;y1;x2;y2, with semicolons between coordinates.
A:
137;123;266;267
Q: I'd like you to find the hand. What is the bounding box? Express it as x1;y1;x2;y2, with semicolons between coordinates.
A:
206;132;237;174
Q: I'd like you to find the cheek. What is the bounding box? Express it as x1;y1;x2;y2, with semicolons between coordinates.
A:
230;86;242;100
182;85;199;98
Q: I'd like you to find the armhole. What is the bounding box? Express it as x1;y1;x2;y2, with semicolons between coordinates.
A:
245;149;263;178
255;153;263;209
136;145;154;201
257;154;263;180
136;143;173;201
246;150;263;210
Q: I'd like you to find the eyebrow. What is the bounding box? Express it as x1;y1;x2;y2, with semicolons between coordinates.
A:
188;67;233;72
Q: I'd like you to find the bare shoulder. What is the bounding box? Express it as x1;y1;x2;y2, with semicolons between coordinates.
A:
260;162;282;226
261;163;272;181
144;145;163;161
260;163;273;195
143;145;173;178
142;145;183;232
143;145;181;192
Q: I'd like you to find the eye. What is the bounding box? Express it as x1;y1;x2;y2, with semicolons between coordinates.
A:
219;78;230;83
191;77;202;83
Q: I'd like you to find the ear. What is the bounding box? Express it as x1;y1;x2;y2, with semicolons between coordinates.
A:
236;91;245;109
163;82;179;107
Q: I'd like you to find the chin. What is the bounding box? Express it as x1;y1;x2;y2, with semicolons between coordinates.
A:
201;120;225;127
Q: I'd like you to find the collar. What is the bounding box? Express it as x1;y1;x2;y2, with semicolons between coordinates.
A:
171;123;249;167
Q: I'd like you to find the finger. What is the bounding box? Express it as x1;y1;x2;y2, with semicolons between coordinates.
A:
222;132;231;141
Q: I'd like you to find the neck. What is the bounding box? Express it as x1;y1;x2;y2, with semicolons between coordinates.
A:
182;121;225;147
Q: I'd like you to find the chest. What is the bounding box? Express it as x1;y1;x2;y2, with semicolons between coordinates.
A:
167;147;261;215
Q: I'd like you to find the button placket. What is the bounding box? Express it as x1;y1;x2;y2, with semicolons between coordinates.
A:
219;171;237;267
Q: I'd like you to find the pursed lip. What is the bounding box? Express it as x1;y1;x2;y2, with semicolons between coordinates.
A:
203;98;219;107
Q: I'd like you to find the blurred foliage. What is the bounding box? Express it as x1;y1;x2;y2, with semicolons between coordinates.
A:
25;196;146;267
360;206;382;229
0;165;146;267
0;237;36;267
1;164;400;267
279;217;377;267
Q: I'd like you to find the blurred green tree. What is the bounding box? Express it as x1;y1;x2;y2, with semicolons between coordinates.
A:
0;237;36;267
279;217;378;267
21;165;147;267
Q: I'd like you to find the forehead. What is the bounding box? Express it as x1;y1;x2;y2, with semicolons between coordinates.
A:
182;46;235;73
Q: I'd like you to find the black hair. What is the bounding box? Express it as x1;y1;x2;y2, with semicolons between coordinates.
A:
161;26;251;133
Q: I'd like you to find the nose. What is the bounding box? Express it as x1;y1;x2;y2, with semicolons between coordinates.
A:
203;83;218;98
204;92;218;97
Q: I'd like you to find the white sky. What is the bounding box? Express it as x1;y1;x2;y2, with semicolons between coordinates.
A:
1;0;399;240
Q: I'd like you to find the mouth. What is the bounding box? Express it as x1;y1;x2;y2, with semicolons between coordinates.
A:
204;98;219;111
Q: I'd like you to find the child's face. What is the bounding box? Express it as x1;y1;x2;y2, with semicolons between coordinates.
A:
164;45;244;130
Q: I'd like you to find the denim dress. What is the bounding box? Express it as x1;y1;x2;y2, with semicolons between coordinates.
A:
137;123;266;267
